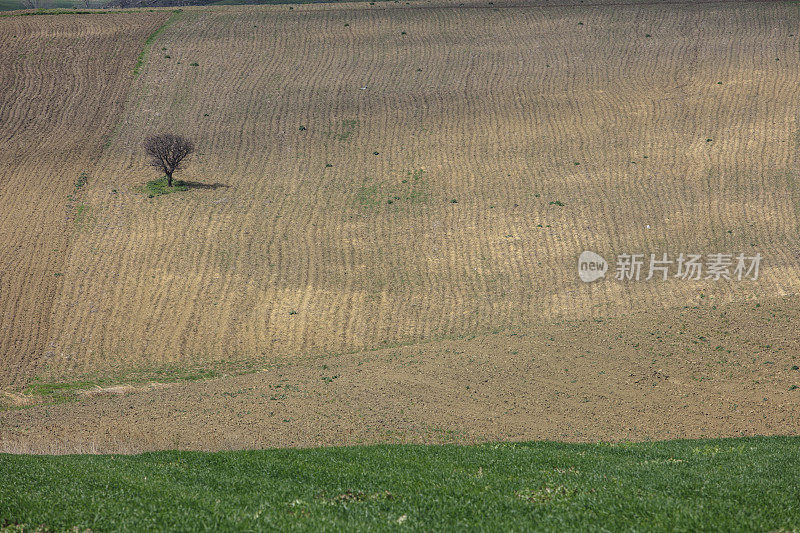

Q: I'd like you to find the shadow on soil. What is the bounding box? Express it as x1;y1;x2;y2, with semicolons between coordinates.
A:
181;181;230;190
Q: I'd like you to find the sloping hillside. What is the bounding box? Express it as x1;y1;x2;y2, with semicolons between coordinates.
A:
0;11;169;387
0;1;798;394
1;1;799;451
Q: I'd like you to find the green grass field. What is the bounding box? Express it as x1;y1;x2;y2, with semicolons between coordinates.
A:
2;437;799;531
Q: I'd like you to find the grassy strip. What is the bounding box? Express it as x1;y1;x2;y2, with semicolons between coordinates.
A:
4;366;221;409
4;322;536;410
133;9;181;77
3;326;520;410
1;437;799;531
0;363;221;411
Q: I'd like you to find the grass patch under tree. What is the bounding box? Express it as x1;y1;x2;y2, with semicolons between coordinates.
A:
140;176;189;197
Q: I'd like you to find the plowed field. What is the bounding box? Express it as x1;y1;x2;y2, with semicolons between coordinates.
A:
1;0;798;452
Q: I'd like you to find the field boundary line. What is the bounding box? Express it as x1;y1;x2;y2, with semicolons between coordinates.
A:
133;9;181;78
94;8;181;154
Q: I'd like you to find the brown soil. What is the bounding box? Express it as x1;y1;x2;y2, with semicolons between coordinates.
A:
2;294;798;453
0;12;170;388
11;0;798;385
1;2;799;453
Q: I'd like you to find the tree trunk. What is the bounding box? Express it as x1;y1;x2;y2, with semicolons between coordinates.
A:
166;171;173;187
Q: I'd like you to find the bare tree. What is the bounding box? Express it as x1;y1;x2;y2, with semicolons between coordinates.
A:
21;0;42;9
143;134;194;187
